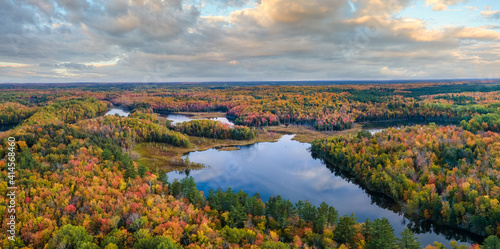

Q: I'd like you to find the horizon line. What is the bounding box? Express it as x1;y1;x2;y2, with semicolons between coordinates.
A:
0;78;499;85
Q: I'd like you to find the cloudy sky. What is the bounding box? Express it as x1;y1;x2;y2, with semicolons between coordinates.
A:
0;0;499;83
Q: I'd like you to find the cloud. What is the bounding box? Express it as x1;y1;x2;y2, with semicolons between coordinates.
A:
224;0;349;31
380;66;407;76
465;6;477;12
206;0;251;9
39;62;96;71
451;26;500;41
425;0;468;11
354;0;413;15
0;0;499;83
0;62;30;68
69;0;201;49
481;6;500;19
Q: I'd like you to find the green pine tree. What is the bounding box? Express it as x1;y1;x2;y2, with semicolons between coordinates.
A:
482;235;500;249
366;218;397;249
397;228;421;249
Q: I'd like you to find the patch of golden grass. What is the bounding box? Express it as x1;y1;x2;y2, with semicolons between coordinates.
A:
217;146;240;151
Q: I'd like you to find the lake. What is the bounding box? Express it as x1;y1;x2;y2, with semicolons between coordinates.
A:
107;109;235;125
168;134;478;247
164;114;234;126
362;120;458;135
105;108;130;117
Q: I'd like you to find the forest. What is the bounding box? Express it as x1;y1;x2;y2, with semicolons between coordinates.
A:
1;81;500;248
0;99;429;249
311;125;500;237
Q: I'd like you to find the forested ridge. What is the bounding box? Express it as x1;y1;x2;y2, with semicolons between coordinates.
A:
0;103;38;125
1;81;500;248
77;115;191;149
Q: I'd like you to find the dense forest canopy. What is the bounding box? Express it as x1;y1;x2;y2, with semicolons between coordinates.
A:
1;81;500;248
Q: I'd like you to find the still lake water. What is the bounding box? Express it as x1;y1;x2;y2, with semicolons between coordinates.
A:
362;120;457;135
168;134;478;247
105;108;130;117
164;114;234;126
104;109;233;125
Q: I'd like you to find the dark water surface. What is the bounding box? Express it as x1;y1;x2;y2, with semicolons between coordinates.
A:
0;124;17;132
168;135;479;247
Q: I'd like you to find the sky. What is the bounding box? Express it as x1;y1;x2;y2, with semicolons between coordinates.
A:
0;0;499;83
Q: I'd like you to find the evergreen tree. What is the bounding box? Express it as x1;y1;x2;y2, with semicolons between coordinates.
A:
46;224;95;249
334;214;358;247
137;165;149;177
102;148;112;160
397;228;421;249
134;236;180;249
261;241;290;249
229;202;247;228
124;164;138;180
482;235;500;249
19;146;37;169
366;218;397;249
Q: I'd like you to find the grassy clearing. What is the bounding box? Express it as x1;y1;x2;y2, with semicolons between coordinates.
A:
217;146;240;151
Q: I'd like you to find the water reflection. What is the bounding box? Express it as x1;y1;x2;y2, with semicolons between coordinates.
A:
167;135;477;246
105;108;130;117
362;120;458;135
0;124;16;132
163;114;234;126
